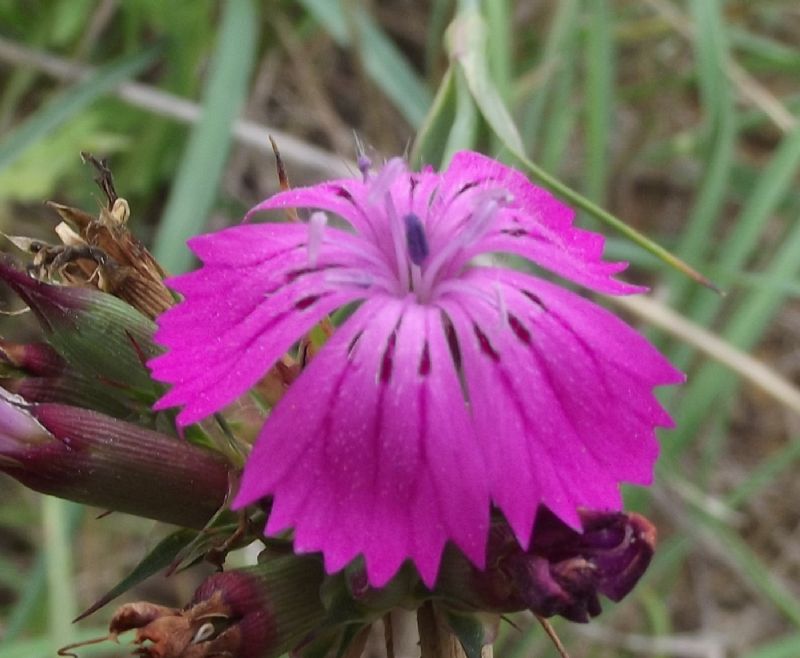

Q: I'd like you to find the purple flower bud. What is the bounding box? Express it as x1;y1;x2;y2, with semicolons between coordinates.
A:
0;339;65;377
0;339;133;416
435;508;656;623
0;254;90;326
0;391;229;528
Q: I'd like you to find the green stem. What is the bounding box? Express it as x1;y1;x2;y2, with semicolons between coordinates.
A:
519;153;721;292
43;497;78;649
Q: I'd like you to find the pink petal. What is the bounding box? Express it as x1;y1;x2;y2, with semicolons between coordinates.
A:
233;297;489;588
438;267;683;547
439;151;640;295
247;179;393;257
150;223;365;426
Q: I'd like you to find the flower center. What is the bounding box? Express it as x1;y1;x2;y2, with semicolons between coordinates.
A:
364;161;514;304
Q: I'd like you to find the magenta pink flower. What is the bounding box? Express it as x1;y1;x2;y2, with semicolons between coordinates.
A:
150;151;683;588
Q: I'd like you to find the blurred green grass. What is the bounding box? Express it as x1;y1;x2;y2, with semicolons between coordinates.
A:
1;1;799;656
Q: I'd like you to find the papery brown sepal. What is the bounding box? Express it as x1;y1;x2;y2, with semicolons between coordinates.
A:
93;557;327;658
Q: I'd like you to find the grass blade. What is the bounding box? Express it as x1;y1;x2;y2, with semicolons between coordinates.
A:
3;504;83;642
0;46;159;171
152;0;258;273
520;0;579;149
743;634;800;658
448;6;716;288
538;57;577;174
483;0;512;102
671;206;800;453
43;498;79;648
0;628;111;658
411;66;458;167
298;0;432;127
442;66;479;164
447;7;524;153
583;0;614;204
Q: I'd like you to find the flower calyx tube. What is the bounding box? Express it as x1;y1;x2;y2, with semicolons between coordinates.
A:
0;390;230;528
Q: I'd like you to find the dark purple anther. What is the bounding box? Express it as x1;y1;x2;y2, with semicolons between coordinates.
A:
403;213;429;265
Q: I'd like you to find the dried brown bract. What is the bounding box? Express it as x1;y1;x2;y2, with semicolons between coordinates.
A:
61;557;327;658
9;153;173;320
108;595;239;658
49;152;174;319
60;595;239;658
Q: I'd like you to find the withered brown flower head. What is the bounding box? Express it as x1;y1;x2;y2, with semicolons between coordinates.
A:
8;152;173;320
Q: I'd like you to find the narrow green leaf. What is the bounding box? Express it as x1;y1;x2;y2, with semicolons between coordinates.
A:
668;109;736;303
520;0;579;149
583;0;614;205
355;12;432;126
153;0;259;273
743;634;800;658
730;27;800;73
0;46;160;171
442;66;479;165
4;505;82;642
665;124;800;373
298;0;347;41
75;529;198;622
705;520;800;626
447;7;715;288
426;0;455;79
447;8;524;153
668;0;736;304
43;498;79;646
670;207;800;453
298;0;432;127
638;587;673;658
538;55;577;174
411;67;458;167
447;9;525;155
690;0;729;118
0;628;111;658
706;125;800;292
443;609;494;658
482;0;512;102
726;435;800;509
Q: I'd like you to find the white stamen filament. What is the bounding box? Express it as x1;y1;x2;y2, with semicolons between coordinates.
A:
324;268;396;294
494;282;508;328
418;189;509;300
410;263;423;293
368;158;406;204
384;191;411;294
434;278;498;309
307;211;327;267
333;238;394;277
